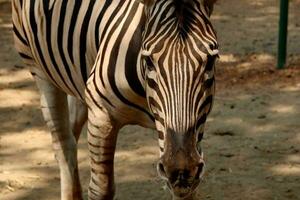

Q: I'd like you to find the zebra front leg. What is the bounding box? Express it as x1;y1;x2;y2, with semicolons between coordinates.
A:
68;95;88;141
87;105;120;200
34;76;83;200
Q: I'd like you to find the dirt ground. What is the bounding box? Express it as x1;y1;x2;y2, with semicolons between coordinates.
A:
1;0;300;200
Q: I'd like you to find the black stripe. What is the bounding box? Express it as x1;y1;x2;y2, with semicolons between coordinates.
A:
190;71;204;113
91;157;113;165
185;33;204;69
93;80;115;107
198;95;213;114
87;127;112;141
29;1;58;86
88;142;115;150
68;0;81;64
79;0;96;83
89;149;100;156
197;132;204;142
58;0;83;99
91;167;112;175
13;25;28;45
98;1;127;87
146;6;176;49
86;85;114;109
203;76;214;88
144;2;174;47
106;2;154;121
91;168;109;175
206;55;216;71
125;19;146;98
43;1;73;93
186;1;217;47
90;149;114;157
19;52;32;60
196;113;207;130
88;119;101;129
95;0;112;50
147;77;158;90
147;77;166;113
148;97;162;112
157;130;164;140
153;113;165;127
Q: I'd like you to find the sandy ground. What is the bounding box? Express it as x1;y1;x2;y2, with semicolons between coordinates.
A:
0;0;300;200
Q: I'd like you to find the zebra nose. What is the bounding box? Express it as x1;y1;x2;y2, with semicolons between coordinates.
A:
171;169;191;185
157;160;205;183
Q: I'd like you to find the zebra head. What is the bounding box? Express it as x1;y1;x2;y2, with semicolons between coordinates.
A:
141;0;218;198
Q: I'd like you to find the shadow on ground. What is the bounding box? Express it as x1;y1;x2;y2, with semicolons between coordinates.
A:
212;0;300;55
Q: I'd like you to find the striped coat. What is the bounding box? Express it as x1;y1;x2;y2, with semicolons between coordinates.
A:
12;0;218;199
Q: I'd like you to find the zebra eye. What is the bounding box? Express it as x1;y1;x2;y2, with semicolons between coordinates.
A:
144;56;155;71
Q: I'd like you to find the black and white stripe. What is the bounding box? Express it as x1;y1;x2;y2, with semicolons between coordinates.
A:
12;0;218;199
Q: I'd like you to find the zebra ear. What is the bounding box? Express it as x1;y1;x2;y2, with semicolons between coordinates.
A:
203;0;218;16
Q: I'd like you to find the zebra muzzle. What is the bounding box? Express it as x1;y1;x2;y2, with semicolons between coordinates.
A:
157;159;205;198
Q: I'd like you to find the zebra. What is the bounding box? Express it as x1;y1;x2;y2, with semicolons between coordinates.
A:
12;0;219;199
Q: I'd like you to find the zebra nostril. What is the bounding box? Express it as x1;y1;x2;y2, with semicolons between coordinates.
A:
195;162;205;179
178;170;190;181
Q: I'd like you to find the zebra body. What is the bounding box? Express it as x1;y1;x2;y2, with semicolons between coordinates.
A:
12;0;218;199
13;0;154;125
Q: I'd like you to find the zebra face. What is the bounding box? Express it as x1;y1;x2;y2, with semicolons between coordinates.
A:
142;0;218;198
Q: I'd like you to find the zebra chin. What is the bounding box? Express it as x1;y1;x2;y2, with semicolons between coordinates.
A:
168;179;201;200
172;183;200;200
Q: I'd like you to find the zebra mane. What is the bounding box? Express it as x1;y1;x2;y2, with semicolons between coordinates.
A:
173;0;190;27
142;0;217;16
173;0;217;18
142;0;216;27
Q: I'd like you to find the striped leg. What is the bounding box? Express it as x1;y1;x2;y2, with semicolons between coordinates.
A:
68;95;88;141
34;75;83;200
86;105;119;200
